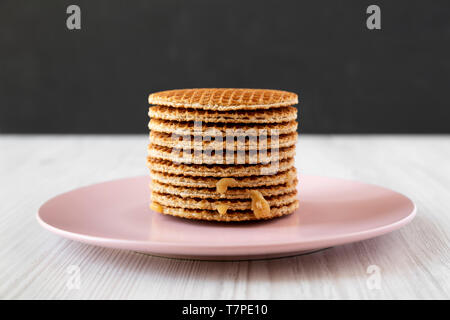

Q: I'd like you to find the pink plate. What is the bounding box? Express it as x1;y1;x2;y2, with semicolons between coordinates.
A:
37;175;416;260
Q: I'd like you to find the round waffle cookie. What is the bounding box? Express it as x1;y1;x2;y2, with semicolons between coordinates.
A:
149;119;298;136
148;88;298;111
148;105;297;123
147;157;295;177
149;167;297;188
147;144;296;165
152;201;299;222
149;131;297;150
150;179;298;199
151;191;297;211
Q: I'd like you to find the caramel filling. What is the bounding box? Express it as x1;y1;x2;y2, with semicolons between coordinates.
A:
216;178;238;195
215;178;272;218
249;190;271;218
216;204;229;215
150;201;163;213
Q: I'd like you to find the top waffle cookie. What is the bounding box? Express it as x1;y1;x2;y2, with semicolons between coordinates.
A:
148;88;298;111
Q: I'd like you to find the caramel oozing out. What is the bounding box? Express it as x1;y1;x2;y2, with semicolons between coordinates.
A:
150;201;163;213
249;190;271;218
216;178;238;195
216;204;229;215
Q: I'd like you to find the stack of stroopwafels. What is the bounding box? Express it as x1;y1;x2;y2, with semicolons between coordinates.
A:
147;88;299;221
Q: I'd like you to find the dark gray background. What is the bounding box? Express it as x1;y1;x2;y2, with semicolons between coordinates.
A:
1;0;449;133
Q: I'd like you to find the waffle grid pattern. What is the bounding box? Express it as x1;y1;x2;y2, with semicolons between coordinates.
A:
149;88;298;110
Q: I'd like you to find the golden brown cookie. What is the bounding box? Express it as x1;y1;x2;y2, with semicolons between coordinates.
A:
150;179;298;199
147;143;295;165
149;131;297;150
147;157;295;177
148;88;298;111
150;190;297;211
148;105;297;123
149;167;297;188
149;201;299;221
148;119;298;136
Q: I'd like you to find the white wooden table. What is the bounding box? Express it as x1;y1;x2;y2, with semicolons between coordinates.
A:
0;135;449;299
